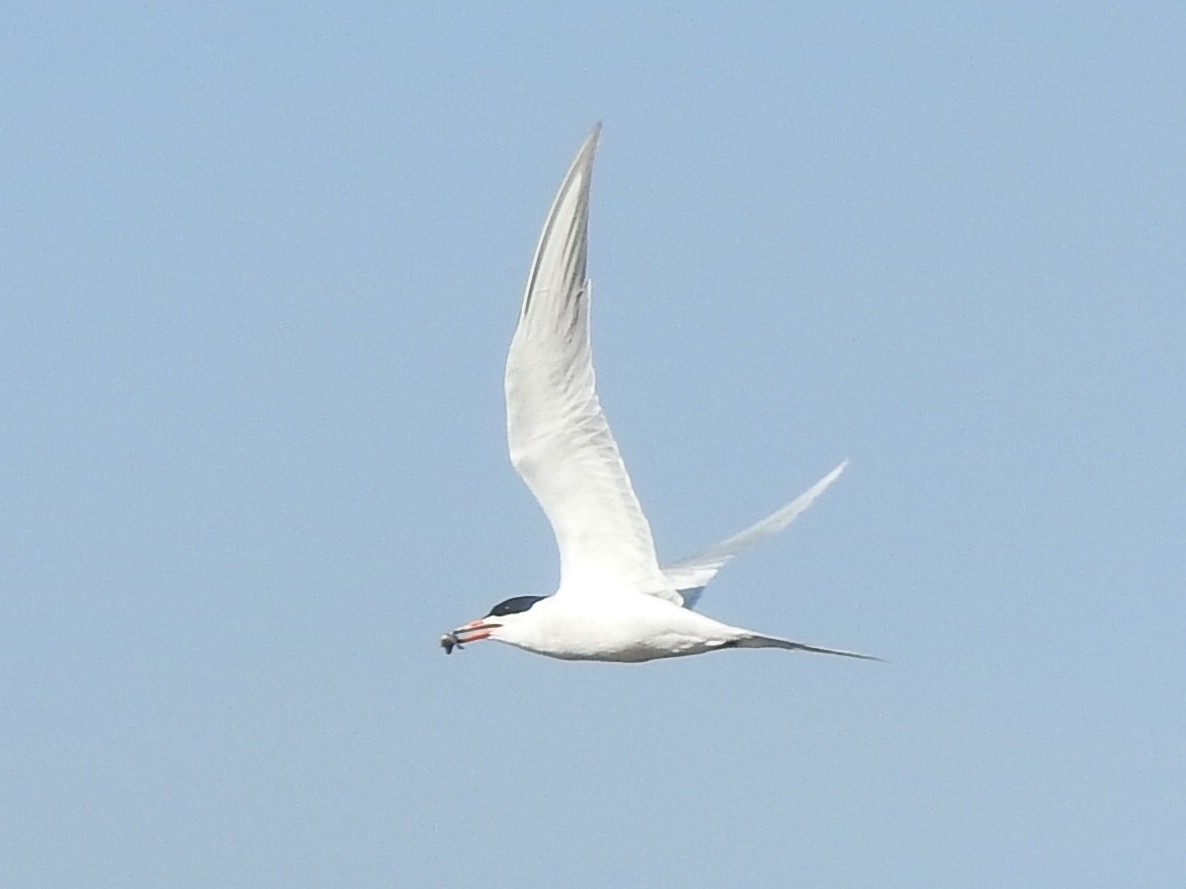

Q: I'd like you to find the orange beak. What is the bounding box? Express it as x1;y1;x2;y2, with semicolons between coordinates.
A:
452;618;496;644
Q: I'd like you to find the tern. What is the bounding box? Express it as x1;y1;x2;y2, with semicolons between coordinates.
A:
443;126;877;664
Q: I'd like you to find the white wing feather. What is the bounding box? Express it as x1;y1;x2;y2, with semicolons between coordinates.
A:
663;461;848;608
505;126;681;604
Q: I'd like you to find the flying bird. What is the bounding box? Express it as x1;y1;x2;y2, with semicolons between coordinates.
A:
443;126;876;663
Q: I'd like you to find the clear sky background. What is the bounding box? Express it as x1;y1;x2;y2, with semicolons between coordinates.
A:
3;3;1183;887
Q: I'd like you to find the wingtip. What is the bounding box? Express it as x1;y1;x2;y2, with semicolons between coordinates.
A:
561;124;601;184
578;122;603;159
807;459;848;495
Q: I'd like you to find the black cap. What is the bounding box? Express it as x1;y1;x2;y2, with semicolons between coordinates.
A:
486;595;546;617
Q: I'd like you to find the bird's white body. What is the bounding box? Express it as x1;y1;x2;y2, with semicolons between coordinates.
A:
445;126;876;665
491;593;745;662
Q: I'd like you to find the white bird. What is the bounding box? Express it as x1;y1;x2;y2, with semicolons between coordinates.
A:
444;126;877;663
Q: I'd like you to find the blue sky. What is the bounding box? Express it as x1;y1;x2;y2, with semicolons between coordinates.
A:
3;2;1183;887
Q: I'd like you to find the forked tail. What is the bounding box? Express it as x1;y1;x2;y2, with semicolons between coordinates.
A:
734;634;882;661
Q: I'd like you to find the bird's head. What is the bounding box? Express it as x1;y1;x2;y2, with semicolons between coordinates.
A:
445;595;548;651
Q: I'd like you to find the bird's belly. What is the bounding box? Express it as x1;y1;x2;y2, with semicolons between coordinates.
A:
534;634;717;663
522;602;732;662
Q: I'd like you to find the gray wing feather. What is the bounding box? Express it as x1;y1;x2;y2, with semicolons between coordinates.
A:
663;461;847;608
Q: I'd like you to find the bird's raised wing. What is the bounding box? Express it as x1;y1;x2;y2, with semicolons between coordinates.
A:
663;461;848;608
505;126;680;604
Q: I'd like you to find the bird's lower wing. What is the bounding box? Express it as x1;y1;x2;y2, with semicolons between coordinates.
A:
662;461;848;608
